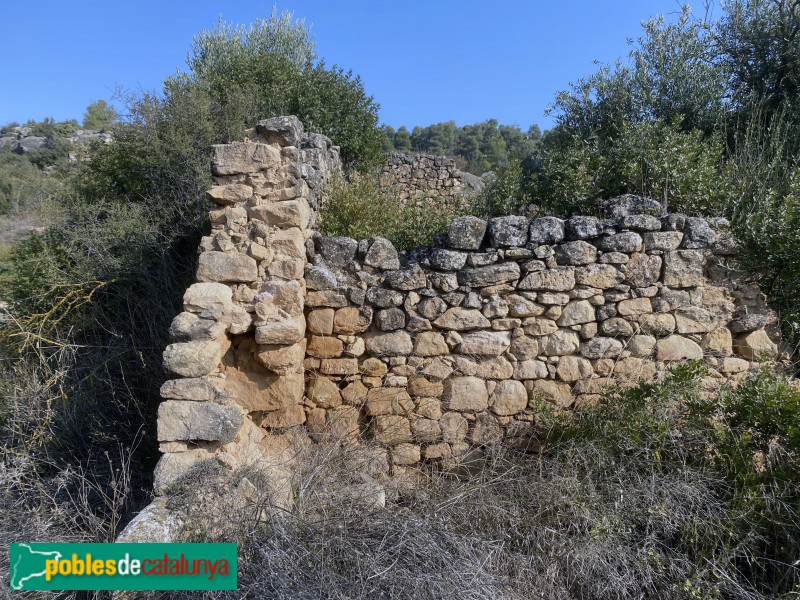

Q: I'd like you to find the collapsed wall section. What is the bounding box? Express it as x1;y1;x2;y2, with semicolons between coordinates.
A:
303;210;781;468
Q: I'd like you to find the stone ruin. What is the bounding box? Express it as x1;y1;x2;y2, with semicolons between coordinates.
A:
119;116;784;540
379;152;484;210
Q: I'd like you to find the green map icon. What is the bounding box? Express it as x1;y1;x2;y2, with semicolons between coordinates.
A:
10;543;63;590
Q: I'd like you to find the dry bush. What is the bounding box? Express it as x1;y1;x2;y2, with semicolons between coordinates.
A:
159;366;799;600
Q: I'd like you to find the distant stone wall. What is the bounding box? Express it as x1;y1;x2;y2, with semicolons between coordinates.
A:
379;152;484;209
142;117;782;533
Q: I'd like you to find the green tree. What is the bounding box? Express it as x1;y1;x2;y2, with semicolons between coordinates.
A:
184;8;382;168
82;100;118;130
393;126;412;152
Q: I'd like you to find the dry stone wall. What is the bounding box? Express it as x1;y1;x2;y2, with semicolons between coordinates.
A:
379;152;484;209
303;212;780;468
154;116;341;497
152;116;781;495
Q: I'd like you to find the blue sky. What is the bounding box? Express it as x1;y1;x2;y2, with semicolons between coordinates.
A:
0;1;719;130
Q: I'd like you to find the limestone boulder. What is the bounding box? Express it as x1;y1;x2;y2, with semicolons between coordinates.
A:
601;194;662;218
430;249;468;271
383;265;427;290
433;308;491;330
160;378;218;402
304;264;338;291
729;314;771;333
518;267;576;292
376;308;406;331
701;328;733;356
663;250;705;288
656;335;704;361
249;199;311;229
211;142;281;175
163;341;223;377
575;264;624;289
306;376;343;409
458;330;512;356
488;216;529;247
314;235;358;268
254;316;306;345
183;282;233;314
557;300;595;326
373;416;412;445
643;231;683;251
733;330;778;360
623;253;662;287
364;330;413;357
529;380;574;408
543;330;581;356
197;251;258;283
255;116;304;146
365;388;414;416
565;216;603;240
448;216;487;250
529;217;565;245
556;356;594;382
580;337;623;359
513;360;549;380
169;312;226;342
554;240;598;265
440;412;469;443
255;341;307;373
443;377;489;412
640;313;676;337
510;336;540;360
408;377;444;398
489;379;528;416
458;263;521;287
222;370;305;411
682;217;716;249
334;306;373;334
617;214;661;231
617;297;652;317
595;232;643;253
206;184;253;205
414;331;449;356
157;400;243;443
675;307;715;334
470;413;503;445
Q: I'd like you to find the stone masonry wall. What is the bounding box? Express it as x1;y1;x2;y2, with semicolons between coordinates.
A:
153;116;341;497
152;116;781;496
302;212;781;468
379;152;484;210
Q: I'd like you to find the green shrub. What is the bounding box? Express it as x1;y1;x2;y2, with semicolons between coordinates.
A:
0;150;62;215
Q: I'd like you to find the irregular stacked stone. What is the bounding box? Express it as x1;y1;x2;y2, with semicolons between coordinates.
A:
379;152;484;209
154;116;781;486
155;116;341;494
303;208;780;468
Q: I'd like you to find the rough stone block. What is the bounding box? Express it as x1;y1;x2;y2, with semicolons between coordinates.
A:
443;376;488;411
163;341;223;377
197;252;258;283
157;400;243;443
